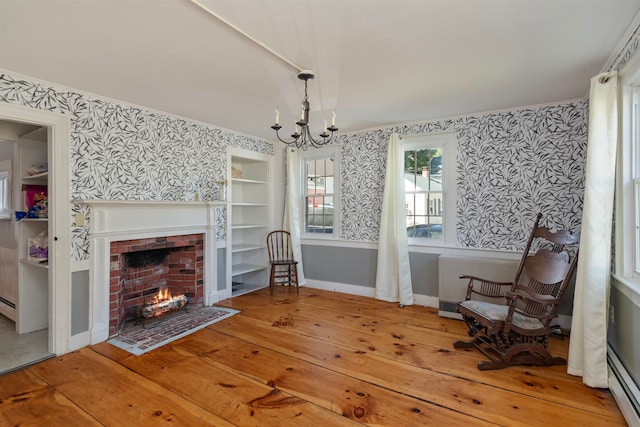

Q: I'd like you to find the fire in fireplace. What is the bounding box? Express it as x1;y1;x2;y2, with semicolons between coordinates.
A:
109;234;204;336
141;288;188;319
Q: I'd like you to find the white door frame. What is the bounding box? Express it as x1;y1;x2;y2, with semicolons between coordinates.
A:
0;103;71;355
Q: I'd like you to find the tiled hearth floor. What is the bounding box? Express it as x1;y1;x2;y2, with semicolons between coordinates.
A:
108;305;238;356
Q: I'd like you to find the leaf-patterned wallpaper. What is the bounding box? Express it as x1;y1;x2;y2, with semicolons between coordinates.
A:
0;71;588;256
0;73;273;261
335;101;588;251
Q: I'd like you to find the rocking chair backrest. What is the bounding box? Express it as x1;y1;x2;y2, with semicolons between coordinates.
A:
511;214;581;324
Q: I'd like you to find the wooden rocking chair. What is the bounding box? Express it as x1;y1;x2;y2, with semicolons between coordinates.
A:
453;213;580;370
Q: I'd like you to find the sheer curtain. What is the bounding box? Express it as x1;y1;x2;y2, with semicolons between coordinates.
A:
375;133;413;305
283;148;306;285
567;71;618;388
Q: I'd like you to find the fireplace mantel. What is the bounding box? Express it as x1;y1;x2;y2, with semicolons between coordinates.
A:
80;199;228;344
77;199;226;236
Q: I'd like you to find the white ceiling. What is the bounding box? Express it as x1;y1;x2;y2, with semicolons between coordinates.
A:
1;0;640;141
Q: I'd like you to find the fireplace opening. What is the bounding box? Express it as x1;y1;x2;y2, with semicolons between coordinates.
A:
124;248;171;269
109;234;204;336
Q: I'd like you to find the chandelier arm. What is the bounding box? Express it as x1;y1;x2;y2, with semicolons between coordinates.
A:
272;127;301;145
303;126;336;148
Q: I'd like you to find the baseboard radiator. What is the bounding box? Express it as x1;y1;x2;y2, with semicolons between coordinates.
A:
438;254;520;319
608;346;640;425
0;247;18;320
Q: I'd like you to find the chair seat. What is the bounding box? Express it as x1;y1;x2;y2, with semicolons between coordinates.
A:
459;300;544;331
270;260;297;266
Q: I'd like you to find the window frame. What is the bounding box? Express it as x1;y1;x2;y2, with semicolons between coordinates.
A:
403;133;457;247
616;53;640;293
298;145;341;239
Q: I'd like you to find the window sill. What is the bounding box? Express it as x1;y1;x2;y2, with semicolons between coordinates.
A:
611;274;640;306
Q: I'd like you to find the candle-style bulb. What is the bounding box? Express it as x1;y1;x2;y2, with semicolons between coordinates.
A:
331;111;336;126
275;107;280;125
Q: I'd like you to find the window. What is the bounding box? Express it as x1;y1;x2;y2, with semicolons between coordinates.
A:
618;58;640;292
0;160;10;219
300;147;340;237
403;133;457;245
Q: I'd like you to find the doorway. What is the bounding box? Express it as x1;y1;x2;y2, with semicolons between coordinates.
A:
0;103;72;373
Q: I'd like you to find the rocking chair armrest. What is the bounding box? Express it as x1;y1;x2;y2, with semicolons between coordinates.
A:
460;275;514;300
459;275;513;286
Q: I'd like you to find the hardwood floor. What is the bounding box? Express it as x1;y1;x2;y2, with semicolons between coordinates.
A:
0;287;626;426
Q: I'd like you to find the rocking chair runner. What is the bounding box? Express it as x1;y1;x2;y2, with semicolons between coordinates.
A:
453;213;580;370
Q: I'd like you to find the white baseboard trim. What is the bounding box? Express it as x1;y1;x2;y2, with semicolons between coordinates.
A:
304;279;439;308
68;331;90;352
208;290;230;304
413;294;439;308
305;279;375;297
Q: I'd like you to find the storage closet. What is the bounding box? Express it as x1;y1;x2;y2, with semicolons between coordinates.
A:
16;126;50;334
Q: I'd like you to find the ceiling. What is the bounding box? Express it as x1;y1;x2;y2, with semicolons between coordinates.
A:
1;0;640;141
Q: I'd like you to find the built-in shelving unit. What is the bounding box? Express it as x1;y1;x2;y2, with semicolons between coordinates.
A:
228;152;270;297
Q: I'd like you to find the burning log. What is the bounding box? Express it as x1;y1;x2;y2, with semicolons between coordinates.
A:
141;290;188;319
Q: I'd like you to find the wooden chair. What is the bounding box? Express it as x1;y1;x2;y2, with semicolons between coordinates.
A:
266;230;299;293
453;213;580;370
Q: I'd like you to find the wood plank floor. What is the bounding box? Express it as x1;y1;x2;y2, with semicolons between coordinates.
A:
0;287;627;426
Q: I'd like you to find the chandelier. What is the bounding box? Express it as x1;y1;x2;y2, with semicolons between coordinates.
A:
271;70;338;149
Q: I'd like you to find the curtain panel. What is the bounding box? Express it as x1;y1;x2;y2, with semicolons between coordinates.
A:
375;133;413;305
283;148;306;285
567;71;618;388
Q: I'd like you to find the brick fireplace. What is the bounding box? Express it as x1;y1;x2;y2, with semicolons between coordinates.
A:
84;200;226;345
108;234;204;336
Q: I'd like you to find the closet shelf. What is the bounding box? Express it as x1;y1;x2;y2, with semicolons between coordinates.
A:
22;172;48;180
20;259;49;269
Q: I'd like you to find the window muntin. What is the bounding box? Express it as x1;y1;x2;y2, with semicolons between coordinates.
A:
303;151;337;236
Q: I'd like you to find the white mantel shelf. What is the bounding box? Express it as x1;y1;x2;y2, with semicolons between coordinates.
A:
75;199;228;206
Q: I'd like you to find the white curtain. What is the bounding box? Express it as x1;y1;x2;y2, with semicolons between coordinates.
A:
567;71;618;388
375;133;413;305
283;148;306;285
